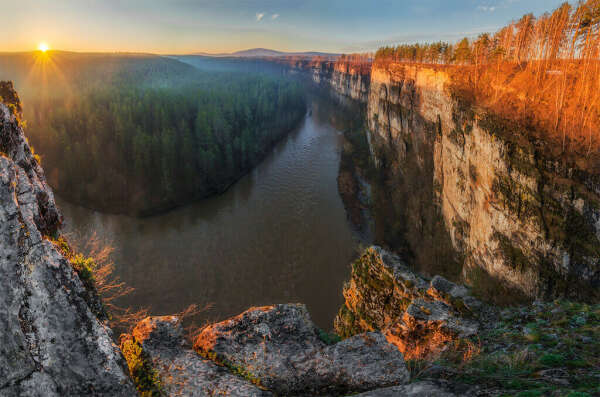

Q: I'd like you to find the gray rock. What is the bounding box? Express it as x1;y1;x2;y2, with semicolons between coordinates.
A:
428;275;482;313
0;101;136;396
352;381;457;396
403;299;478;338
195;304;409;395
129;316;271;397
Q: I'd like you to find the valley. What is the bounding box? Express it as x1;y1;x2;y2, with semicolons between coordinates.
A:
1;1;600;395
58;92;366;329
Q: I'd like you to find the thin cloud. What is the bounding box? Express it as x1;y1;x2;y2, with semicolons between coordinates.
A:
256;12;265;21
477;5;497;12
271;14;279;20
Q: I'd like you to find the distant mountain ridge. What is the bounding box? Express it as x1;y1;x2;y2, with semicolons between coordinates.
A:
189;48;339;59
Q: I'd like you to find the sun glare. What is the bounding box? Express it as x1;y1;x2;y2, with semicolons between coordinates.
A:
38;42;49;52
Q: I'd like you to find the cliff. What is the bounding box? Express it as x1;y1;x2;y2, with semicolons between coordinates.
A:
365;63;600;301
288;58;371;102
0;82;136;395
296;55;600;300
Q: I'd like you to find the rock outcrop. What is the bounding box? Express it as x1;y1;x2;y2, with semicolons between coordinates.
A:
327;59;370;102
0;85;136;396
122;316;271;396
194;303;410;396
335;246;483;360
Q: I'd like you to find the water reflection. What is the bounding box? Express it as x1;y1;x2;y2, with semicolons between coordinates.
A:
58;94;367;329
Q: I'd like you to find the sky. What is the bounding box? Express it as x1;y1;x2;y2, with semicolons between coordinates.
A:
3;0;568;54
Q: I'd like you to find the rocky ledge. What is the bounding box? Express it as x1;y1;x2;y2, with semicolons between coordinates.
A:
335;246;487;360
121;304;462;396
0;82;136;396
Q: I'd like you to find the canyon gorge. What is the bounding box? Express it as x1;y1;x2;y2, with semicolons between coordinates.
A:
1;49;599;396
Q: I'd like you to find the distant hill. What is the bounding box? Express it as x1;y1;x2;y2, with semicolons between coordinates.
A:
189;48;339;59
0;51;196;98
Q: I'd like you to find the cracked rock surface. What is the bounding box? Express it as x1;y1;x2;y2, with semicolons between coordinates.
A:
194;303;409;396
127;316;272;396
0;96;135;396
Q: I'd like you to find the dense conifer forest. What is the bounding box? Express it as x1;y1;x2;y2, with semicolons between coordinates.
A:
0;53;306;214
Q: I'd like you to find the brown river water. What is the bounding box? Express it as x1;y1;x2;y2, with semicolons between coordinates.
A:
58;94;367;330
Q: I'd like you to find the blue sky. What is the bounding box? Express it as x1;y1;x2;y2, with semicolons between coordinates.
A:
4;0;568;53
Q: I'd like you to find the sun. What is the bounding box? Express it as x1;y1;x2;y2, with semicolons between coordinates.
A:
38;42;49;52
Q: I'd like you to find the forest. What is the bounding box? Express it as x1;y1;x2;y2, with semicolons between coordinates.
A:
12;54;306;214
375;0;600;159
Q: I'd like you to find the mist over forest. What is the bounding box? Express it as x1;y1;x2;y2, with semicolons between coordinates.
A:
0;52;306;214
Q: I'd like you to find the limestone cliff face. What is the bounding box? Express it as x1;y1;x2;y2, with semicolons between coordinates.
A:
0;83;135;396
292;59;371;102
366;64;600;301
328;60;370;102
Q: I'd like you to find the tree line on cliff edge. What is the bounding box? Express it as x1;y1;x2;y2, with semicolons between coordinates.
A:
375;0;600;159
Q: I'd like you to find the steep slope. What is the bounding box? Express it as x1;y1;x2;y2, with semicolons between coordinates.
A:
0;82;135;396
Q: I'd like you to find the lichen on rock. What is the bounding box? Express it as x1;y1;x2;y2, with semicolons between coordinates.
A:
194;303;410;396
122;315;271;397
0;93;135;395
335;246;482;360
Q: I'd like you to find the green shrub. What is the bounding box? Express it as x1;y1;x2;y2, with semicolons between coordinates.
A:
539;353;565;367
318;328;342;345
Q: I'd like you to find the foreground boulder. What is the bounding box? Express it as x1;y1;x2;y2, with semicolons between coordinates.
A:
0;91;135;395
335;246;482;359
194;304;410;395
122;316;271;396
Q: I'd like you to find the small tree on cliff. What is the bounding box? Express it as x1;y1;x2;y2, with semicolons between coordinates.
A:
454;38;473;65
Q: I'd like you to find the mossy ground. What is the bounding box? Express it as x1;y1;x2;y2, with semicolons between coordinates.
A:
120;335;163;397
411;301;600;396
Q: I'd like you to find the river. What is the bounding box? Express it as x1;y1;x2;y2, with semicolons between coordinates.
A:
58;94;367;330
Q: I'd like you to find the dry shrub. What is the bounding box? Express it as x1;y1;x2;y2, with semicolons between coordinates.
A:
175;302;214;344
66;232;215;340
59;232;148;334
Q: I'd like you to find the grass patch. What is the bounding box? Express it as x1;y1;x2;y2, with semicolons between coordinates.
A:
425;300;599;395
